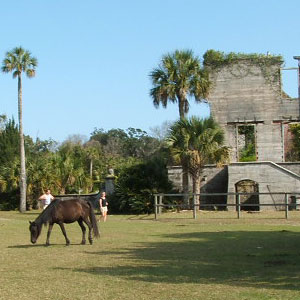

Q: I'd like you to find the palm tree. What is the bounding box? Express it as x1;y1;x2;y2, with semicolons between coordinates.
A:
2;47;38;212
167;117;230;207
150;50;210;197
84;140;100;178
149;49;210;119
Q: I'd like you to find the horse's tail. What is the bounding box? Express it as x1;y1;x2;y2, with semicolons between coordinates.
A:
87;201;100;238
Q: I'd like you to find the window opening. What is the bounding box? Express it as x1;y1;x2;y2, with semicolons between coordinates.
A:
281;68;298;99
237;125;256;162
285;123;300;161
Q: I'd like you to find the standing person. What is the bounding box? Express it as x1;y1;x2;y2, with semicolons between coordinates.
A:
39;189;54;210
99;191;108;222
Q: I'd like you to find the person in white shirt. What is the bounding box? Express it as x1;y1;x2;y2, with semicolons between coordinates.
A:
39;189;54;210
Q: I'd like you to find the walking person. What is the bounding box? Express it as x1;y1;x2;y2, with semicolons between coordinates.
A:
99;191;108;222
39;189;54;210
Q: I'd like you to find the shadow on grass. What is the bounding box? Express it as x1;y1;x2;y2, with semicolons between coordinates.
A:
8;244;46;248
56;230;300;291
25;212;42;216
8;242;88;248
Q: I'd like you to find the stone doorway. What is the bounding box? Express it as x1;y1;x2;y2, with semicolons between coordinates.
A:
235;179;259;211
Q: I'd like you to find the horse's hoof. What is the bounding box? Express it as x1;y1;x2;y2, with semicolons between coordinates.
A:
89;240;93;245
45;243;50;247
81;241;86;245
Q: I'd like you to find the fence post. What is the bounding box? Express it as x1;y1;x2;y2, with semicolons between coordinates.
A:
154;195;158;220
193;195;197;219
285;193;289;219
237;194;241;219
159;195;163;214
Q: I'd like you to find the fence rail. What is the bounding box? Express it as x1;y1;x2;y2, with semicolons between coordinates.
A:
153;192;300;220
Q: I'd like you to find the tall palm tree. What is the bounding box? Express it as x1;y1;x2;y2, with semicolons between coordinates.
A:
2;47;38;212
167;117;230;207
150;50;210;197
149;49;210;119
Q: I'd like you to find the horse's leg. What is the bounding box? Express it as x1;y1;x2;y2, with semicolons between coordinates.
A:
46;223;54;246
58;222;70;246
77;219;86;245
83;217;93;245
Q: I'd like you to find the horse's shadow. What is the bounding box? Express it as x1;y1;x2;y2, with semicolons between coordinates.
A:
7;243;86;249
8;244;46;249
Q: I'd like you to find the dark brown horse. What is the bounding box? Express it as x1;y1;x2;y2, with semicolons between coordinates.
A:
29;198;100;246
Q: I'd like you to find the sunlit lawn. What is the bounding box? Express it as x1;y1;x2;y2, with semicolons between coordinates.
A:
1;210;300;300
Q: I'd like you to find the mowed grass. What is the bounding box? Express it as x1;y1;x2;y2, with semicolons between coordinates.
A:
1;210;300;300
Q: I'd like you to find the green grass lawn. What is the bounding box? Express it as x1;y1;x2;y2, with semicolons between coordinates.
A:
1;210;300;300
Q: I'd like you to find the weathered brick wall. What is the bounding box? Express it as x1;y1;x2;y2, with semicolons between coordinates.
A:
168;165;228;207
207;61;299;162
227;162;300;211
168;162;300;211
278;162;300;175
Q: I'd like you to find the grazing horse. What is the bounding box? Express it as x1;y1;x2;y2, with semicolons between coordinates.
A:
29;198;100;246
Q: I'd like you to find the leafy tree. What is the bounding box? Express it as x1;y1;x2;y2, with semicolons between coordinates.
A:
90;127;161;160
167;117;230;206
0;119;19;165
123;127;161;158
0;118;43;209
150;121;173;142
0;119;20;209
33;137;58;153
0;158;20;210
2;47;38;212
150;49;211;199
0;114;7;132
110;155;173;214
90;128;127;156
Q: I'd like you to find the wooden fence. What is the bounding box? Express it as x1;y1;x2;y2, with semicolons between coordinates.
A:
153;192;300;220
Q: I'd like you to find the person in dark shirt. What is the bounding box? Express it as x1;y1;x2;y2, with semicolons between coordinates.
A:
99;191;108;222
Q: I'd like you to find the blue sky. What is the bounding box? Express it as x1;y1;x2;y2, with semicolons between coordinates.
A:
1;0;299;142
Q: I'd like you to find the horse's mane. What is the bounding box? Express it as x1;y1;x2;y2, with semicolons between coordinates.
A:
34;199;61;226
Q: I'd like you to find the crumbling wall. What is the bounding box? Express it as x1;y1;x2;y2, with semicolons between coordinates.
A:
207;61;299;162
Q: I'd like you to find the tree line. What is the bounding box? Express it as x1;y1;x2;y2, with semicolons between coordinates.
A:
0;119;173;212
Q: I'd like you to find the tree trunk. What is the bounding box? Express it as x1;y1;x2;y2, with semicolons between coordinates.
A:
18;74;27;213
89;159;93;178
179;104;185;119
89;159;93;192
178;96;187;119
182;160;189;206
179;96;189;205
192;175;201;210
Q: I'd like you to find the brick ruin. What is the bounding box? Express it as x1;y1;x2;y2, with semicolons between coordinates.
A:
168;55;300;210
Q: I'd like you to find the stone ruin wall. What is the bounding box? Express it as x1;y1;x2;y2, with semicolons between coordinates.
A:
207;61;299;163
167;59;300;210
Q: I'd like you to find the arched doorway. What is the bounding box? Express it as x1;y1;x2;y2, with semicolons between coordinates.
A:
235;180;259;211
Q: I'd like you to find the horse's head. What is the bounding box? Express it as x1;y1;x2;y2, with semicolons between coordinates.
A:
29;221;41;244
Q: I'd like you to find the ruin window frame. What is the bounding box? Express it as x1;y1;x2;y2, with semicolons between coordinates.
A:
280;67;298;99
237;124;257;162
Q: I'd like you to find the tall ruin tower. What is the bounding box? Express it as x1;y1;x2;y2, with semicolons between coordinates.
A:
205;52;299;163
